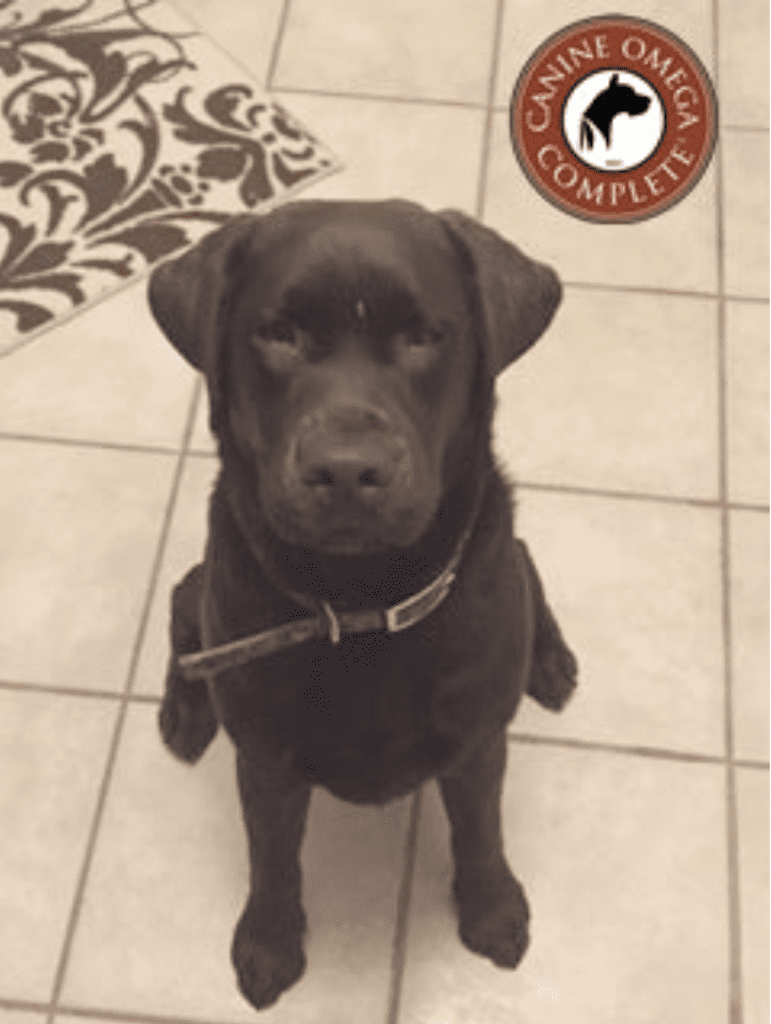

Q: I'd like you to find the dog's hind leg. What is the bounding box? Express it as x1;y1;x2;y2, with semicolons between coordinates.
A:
517;540;578;712
159;563;219;762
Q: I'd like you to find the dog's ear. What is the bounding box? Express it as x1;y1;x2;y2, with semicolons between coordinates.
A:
148;215;257;433
438;210;562;375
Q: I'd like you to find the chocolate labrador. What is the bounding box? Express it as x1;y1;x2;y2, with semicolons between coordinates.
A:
149;199;577;1010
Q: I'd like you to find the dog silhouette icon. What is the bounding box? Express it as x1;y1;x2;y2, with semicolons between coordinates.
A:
579;73;651;151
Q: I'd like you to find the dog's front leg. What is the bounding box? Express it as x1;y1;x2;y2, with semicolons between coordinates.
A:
232;747;311;1010
159;564;218;763
439;730;530;969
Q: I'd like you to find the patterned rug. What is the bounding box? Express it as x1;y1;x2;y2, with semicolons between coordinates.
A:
0;0;339;354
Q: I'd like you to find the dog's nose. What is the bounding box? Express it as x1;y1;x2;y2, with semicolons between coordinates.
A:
296;407;405;499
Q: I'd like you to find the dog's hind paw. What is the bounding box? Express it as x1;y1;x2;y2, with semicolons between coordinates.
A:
159;673;218;763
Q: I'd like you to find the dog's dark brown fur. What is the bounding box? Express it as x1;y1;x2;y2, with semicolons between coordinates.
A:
149;199;577;1010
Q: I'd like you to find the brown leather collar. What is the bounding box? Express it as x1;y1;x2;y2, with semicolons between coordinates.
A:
177;480;485;682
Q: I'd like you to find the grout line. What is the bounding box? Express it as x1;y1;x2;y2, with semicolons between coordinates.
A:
44;382;202;1024
385;789;423;1024
274;83;488;110
562;279;720;300
509;729;731;767
0;430;185;458
56;1001;244;1024
711;6;744;1021
562;280;766;304
475;0;507;219
514;478;769;514
266;0;294;90
0;678;161;703
720;123;771;134
734;758;771;772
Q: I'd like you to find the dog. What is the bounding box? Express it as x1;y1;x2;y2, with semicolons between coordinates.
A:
579;72;651;151
148;199;578;1010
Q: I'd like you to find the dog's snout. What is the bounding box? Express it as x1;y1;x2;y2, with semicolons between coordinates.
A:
295;406;407;499
301;449;394;492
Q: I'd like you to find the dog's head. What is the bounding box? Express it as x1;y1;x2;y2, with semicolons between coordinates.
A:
149;200;561;556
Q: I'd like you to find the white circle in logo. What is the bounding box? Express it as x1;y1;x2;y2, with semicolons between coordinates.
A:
562;70;665;172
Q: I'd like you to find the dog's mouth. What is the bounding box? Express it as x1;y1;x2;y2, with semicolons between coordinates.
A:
264;500;432;556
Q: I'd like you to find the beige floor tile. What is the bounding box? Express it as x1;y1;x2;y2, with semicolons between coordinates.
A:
1;1015;46;1024
726;301;770;505
511;490;725;756
495;0;716;109
274;0;498;103
737;768;770;1024
494;290;719;499
133;454;217;696
718;0;770;127
62;703;407;1022
0;440;175;691
169;0;288;86
400;748;728;1023
484;111;718;293
0;690;117;1000
275;92;484;211
730;511;770;763
0;280;195;449
723;131;770;299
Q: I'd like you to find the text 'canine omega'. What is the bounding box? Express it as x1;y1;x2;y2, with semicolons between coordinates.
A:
149;199;578;1010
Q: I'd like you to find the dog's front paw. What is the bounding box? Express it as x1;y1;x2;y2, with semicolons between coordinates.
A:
232;898;307;1010
158;672;218;763
453;861;530;969
527;639;578;712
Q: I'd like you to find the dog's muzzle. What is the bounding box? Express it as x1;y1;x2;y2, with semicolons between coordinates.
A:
289;405;413;507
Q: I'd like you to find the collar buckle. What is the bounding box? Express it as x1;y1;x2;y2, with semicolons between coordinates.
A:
384;570;456;633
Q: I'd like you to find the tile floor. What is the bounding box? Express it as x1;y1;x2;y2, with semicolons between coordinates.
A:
0;1;767;1022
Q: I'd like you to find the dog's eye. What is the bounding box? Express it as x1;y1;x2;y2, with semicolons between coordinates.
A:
251;321;306;368
395;327;442;367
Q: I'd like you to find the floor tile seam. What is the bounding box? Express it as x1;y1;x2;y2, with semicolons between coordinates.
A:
266;0;296;91
385;790;423;1024
274;83;488;110
20;995;245;1024
560;281;768;304
711;9;743;1022
511;730;768;771
475;0;507;219
515;479;769;513
734;758;771;772
0;679;160;702
2;993;246;1024
0;431;186;459
508;729;731;767
44;383;202;1024
719;124;771;134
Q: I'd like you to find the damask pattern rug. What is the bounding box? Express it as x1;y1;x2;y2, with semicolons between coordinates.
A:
0;0;339;354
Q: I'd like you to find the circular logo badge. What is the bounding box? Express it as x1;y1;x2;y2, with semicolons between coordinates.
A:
510;16;718;223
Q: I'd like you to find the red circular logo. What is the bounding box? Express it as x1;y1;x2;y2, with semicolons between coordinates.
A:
510;16;718;223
